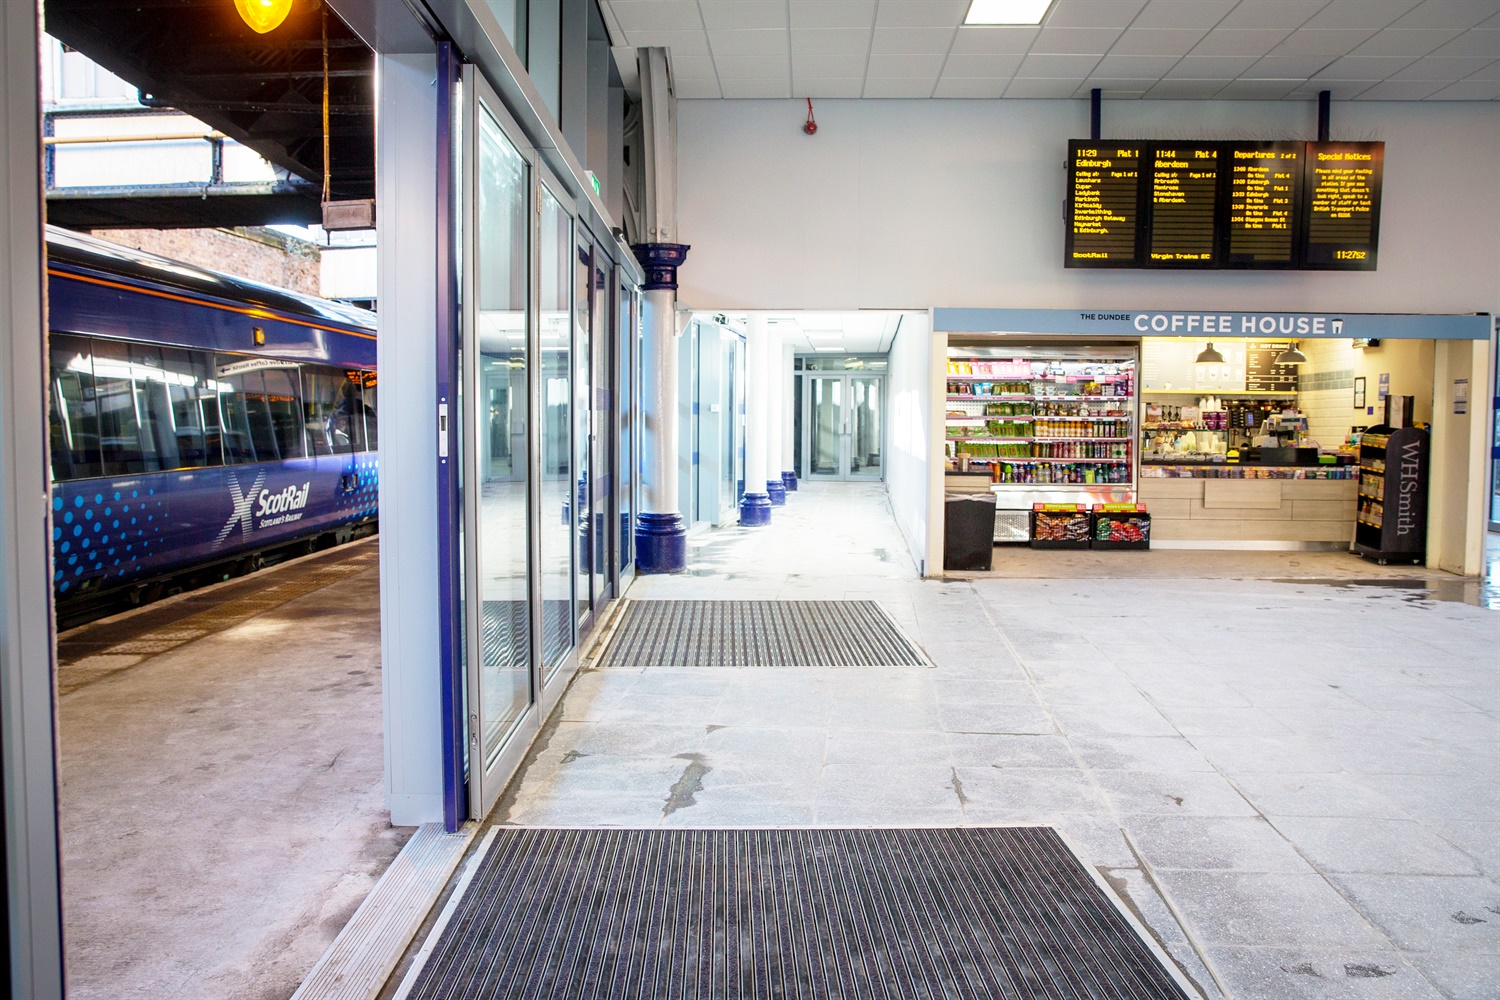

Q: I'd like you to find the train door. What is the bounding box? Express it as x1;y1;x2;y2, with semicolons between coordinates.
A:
459;68;537;818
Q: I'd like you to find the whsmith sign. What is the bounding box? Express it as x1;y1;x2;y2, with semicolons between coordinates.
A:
933;308;1489;341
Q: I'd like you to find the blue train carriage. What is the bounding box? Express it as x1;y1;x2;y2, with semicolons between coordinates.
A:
45;228;379;605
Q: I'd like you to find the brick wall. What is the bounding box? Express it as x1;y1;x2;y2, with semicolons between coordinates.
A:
89;227;321;297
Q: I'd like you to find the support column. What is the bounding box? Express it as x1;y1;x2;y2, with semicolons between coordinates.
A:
765;323;786;505
740;314;773;525
633;243;691;572
781;341;799;491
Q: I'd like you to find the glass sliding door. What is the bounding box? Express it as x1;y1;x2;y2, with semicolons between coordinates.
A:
804;373;885;482
538;183;574;676
618;275;636;577
461;74;533;819
572;231;593;628
847;376;883;480
591;250;610;602
807;375;843;479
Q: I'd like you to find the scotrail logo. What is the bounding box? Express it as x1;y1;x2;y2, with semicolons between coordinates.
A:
214;470;267;545
255;482;312;528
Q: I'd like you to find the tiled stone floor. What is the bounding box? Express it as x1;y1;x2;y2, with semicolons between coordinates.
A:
497;483;1500;1000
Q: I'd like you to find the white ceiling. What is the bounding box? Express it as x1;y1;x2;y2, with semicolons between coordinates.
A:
717;311;908;352
600;0;1500;100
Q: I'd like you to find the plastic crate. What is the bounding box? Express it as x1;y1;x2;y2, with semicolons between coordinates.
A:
1091;505;1151;550
1029;505;1091;549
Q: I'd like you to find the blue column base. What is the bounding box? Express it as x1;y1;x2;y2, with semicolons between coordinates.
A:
767;480;787;506
739;492;773;526
782;471;799;492
635;512;687;574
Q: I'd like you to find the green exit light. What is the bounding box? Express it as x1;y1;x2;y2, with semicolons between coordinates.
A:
586;170;601;197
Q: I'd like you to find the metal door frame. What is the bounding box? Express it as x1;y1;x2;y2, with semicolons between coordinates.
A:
800;372;887;483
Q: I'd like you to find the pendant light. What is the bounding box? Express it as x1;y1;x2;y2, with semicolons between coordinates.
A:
235;0;294;34
1275;342;1309;365
1194;342;1225;364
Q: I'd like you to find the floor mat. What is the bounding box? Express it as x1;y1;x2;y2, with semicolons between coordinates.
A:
598;600;926;667
399;826;1191;1000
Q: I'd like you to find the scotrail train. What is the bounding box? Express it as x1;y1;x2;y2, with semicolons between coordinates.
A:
46;228;378;625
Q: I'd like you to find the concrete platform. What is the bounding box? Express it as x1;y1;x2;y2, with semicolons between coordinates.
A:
58;538;407;1000
490;483;1499;1000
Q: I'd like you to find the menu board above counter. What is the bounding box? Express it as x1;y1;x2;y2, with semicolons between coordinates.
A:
1065;140;1382;271
1244;341;1301;392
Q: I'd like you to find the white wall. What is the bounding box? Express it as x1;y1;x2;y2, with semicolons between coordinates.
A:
885;312;932;574
677;99;1499;318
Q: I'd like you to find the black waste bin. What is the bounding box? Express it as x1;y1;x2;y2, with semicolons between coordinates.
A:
943;492;996;571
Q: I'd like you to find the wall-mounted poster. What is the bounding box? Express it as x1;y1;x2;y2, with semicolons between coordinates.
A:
1354;377;1366;409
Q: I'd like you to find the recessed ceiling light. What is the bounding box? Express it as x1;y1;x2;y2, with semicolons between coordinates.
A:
964;0;1054;25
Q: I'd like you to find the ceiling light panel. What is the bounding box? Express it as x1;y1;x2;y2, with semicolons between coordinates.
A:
964;0;1055;25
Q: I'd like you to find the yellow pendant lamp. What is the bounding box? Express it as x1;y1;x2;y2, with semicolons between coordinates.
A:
234;0;293;34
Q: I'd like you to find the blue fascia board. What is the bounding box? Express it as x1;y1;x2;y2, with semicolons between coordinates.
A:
933;308;1490;341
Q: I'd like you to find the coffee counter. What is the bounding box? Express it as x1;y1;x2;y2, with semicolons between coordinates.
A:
1139;470;1357;544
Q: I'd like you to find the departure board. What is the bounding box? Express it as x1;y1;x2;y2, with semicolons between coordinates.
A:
1302;141;1382;270
1226;143;1301;266
1148;146;1218;264
1066;142;1142;267
1063;139;1383;270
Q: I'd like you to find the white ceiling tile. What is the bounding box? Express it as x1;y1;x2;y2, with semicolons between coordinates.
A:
625;28;712;53
791;28;872;55
698;1;788;31
1145;78;1230;97
791;76;867;96
951;26;1042;52
1428;27;1500;57
1090;53;1181;76
1267;28;1378;54
1083;77;1162;92
718;76;793;97
793;52;868;76
1018;52;1105;75
932;75;1012;97
712;52;791;76
862;76;940;96
1302;0;1422;30
672;76;723;97
1468;57;1500;79
867;51;949;76
874;0;971;28
1190;29;1295;57
1425;78;1500;97
1390;54;1499;78
709;28;791;55
1216;0;1329;30
1166;54;1260;77
1480;9;1500;27
669;53;720;77
1005;77;1090;96
870;26;958;53
1131;0;1238;30
1311;55;1415;79
1216;78;1302;97
1353;78;1452;97
1390;0;1500;29
1248;53;1337;75
1109;29;1212;55
606;1;705;32
1287;79;1382;97
942;51;1028;76
1043;0;1149;29
1347;27;1463;57
1029;27;1125;53
789;0;877;29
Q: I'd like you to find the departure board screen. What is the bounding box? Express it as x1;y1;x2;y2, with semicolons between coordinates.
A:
1148;146;1218;265
1226;143;1301;267
1063;139;1383;270
1302;141;1383;270
1066;142;1141;267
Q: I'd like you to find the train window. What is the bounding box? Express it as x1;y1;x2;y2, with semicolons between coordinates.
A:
330;372;370;453
48;333;102;481
215;355;259;464
149;347;220;469
126;343;186;472
260;367;306;460
303;368;341;455
361;372;378;450
91;339;151;475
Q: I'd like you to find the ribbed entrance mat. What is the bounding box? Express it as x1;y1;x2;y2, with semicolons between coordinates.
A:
400;827;1190;1000
598;600;926;667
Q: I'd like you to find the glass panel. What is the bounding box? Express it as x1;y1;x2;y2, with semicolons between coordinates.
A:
618;279;632;572
808;376;842;476
92;339;150;475
538;185;573;672
333;371;370;453
302;368;338;456
474;104;532;761
721;337;734;514
573;237;592;626
213;355;259;464
849;377;882;478
733;337;745;502
591;255;608;600
49;334;102;481
260;367;305;460
360;372;378;450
